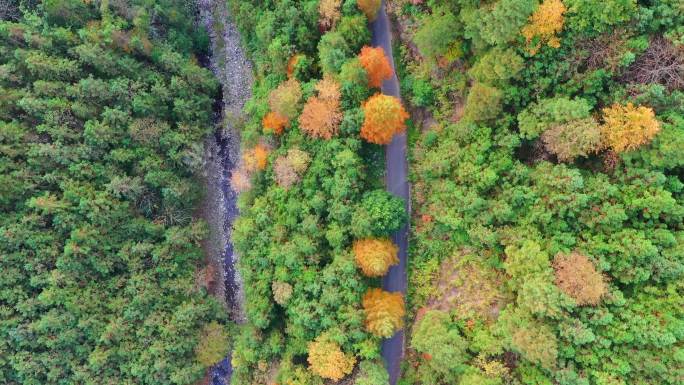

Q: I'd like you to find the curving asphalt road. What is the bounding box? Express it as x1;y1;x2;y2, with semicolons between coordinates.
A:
371;3;409;385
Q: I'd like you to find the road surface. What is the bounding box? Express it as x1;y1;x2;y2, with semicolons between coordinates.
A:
371;2;409;385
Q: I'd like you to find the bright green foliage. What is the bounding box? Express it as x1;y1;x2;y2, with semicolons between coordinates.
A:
411;310;469;381
0;3;224;385
355;360;390;385
352;190;407;237
414;8;460;64
468;47;525;86
465;0;537;46
564;0;638;35
517;97;593;139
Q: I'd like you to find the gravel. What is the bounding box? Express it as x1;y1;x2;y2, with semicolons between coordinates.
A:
196;0;253;383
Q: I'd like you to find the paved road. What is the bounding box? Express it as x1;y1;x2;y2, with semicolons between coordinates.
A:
371;3;409;385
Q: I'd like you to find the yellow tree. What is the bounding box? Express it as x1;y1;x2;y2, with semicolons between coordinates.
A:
362;288;405;338
269;79;302;120
359;46;393;88
521;0;566;54
307;335;356;380
553;252;607;306
357;0;381;21
360;94;409;145
600;103;660;153
353;238;399;277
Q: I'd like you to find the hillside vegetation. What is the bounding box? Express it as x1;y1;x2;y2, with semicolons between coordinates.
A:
393;0;684;384
227;0;409;383
0;2;228;384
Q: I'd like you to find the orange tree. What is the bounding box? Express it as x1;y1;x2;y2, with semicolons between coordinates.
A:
360;93;408;144
362;288;405;337
262;111;288;135
359;46;393;88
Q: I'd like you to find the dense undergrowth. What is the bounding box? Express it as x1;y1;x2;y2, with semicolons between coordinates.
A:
393;0;684;384
0;1;229;384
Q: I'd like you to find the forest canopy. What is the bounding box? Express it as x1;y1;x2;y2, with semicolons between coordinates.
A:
0;2;226;384
394;0;684;384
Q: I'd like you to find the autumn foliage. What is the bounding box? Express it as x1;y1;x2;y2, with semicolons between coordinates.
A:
307;335;356;380
274;148;311;189
230;168;252;193
360;94;409;144
353;238;399;277
243;144;270;172
600;103;660;153
541;118;603;162
269;79;302;120
521;0;566;54
359;46;393;88
357;0;381;21
299;76;343;139
319;0;342;30
262;111;289;135
553;252;607;306
362;288;405;338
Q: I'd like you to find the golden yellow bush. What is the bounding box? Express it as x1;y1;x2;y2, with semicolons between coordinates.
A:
521;0;566;54
353;238;399;277
600;103;660;153
362;288;405;338
307;335;356;380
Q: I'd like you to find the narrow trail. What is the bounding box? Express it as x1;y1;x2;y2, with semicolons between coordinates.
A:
197;0;253;384
371;2;410;385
